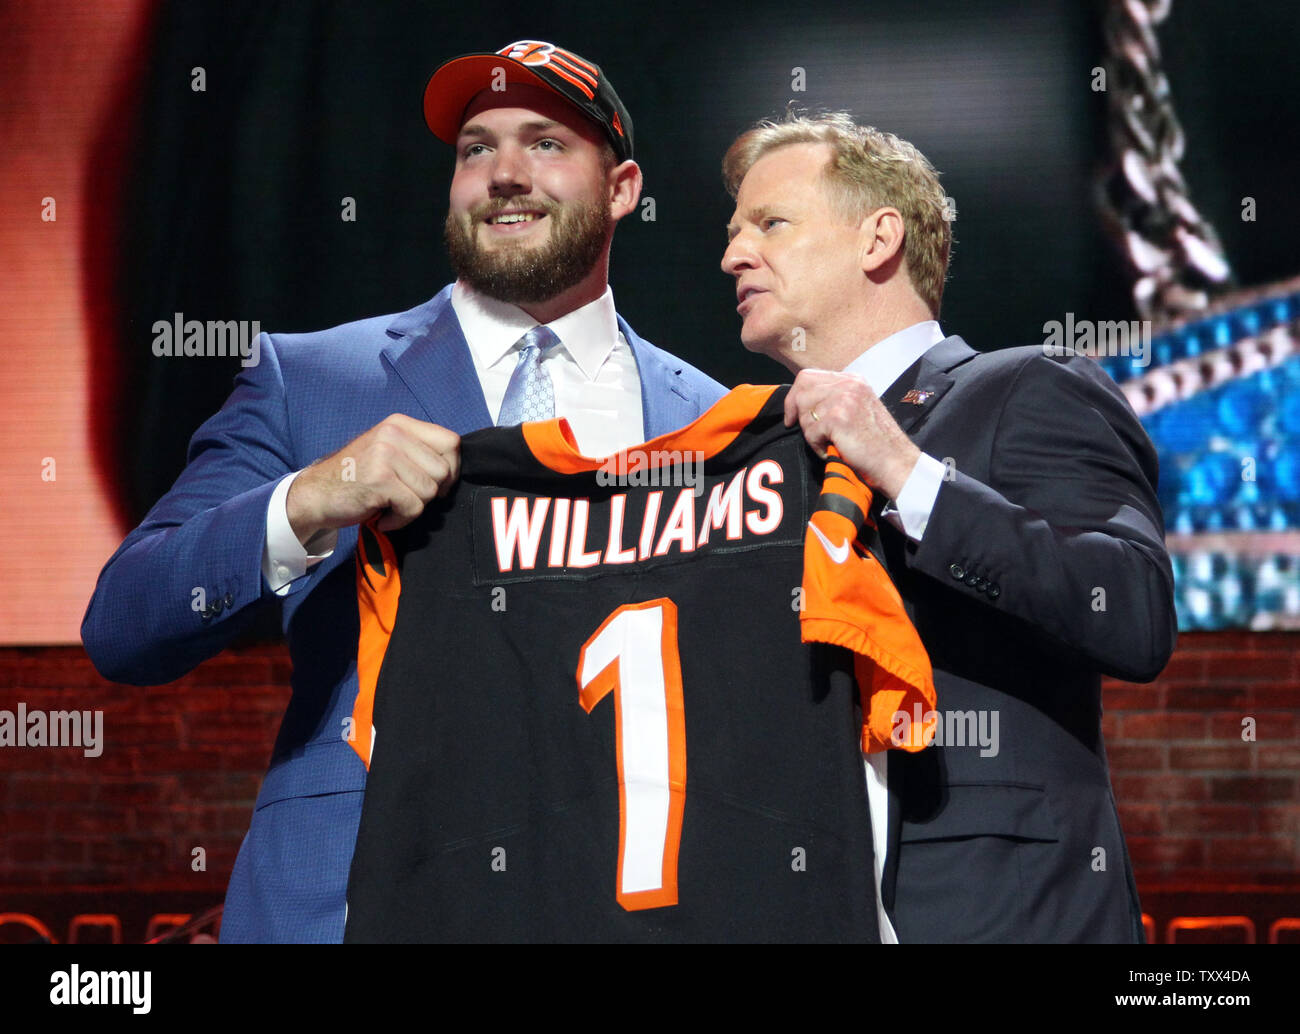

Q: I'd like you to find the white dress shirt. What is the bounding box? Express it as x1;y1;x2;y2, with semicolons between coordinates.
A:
840;318;948;945
262;281;646;594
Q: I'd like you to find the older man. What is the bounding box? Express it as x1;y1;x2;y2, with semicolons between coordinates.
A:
721;112;1175;942
82;40;723;942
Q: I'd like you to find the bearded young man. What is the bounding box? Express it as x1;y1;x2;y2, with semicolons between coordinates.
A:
82;40;723;944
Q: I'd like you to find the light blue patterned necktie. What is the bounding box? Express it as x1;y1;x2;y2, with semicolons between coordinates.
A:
497;325;561;425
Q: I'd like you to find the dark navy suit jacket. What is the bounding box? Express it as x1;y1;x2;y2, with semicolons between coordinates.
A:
81;285;726;942
871;337;1176;942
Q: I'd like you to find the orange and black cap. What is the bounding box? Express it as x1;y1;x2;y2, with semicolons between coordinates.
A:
424;40;634;163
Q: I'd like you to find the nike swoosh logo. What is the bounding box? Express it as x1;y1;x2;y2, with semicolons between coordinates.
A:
809;521;852;564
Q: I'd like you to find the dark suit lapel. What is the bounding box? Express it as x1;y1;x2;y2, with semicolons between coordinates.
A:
877;335;974;435
864;336;974;535
875;335;976;937
381;286;492;434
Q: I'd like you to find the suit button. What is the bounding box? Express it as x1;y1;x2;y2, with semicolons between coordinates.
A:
224;593;234;608
975;577;989;591
212;597;225;614
987;582;1001;599
964;571;979;587
949;564;965;580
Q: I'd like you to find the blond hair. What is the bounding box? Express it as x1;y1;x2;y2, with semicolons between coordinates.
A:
723;112;952;316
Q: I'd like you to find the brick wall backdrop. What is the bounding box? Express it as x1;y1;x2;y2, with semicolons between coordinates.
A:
1;645;291;896
1103;632;1300;883
2;634;1298;938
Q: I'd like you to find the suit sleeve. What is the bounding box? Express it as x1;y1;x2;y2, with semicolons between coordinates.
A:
903;354;1176;682
81;333;299;685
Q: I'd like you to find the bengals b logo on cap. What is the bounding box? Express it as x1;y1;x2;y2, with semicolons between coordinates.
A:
501;41;556;66
424;40;634;161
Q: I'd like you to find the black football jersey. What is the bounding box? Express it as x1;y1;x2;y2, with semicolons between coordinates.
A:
343;385;933;942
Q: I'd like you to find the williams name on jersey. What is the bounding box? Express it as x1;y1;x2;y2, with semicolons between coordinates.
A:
344;385;933;943
487;454;787;577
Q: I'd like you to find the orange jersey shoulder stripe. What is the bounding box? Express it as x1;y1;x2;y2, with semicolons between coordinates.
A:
801;453;936;753
352;521;402;769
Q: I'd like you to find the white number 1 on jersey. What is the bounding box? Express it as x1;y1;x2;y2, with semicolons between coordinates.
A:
577;598;686;911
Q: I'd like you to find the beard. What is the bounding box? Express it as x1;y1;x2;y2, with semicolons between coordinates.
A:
444;197;611;305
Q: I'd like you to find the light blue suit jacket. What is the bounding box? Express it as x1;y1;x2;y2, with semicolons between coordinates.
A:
81;285;726;942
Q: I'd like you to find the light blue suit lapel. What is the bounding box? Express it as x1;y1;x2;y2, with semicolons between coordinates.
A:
383;294;705;440
619;315;697;440
381;285;492;434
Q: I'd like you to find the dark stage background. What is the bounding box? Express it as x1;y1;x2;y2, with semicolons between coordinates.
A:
112;0;1300;517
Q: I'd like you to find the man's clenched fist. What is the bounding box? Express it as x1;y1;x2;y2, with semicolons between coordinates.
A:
286;414;461;544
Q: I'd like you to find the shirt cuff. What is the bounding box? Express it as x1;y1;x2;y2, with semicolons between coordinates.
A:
263;471;337;596
880;452;945;542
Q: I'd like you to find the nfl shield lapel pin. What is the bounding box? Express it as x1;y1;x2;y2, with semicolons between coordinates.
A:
900;389;934;405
